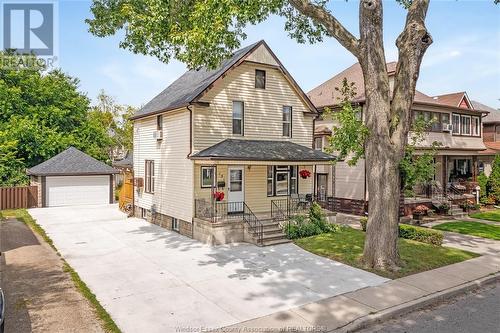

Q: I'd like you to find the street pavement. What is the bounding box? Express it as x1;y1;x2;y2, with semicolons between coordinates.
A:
359;282;500;333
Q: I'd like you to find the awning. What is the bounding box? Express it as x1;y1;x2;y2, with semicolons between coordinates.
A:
190;139;335;163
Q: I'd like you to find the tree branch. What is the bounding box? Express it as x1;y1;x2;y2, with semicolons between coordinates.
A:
390;0;432;153
288;0;360;57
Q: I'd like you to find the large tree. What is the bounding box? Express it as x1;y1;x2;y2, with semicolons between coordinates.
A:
87;0;474;270
0;52;113;185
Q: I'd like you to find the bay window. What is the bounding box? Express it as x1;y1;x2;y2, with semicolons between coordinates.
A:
266;166;298;197
461;115;471;135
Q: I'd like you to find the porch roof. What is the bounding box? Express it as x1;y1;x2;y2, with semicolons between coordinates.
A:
190;139;335;162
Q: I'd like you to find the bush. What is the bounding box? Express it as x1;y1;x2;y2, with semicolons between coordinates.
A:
359;217;368;231
478;172;488;203
487;155;500;204
285;203;338;239
399;224;443;246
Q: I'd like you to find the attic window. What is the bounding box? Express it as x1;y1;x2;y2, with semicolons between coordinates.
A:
255;69;266;89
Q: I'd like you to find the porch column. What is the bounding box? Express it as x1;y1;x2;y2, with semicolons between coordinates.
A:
442;156;448;193
472;156;478;181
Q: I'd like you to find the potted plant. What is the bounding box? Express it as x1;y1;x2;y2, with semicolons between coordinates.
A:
436;202;449;215
213;191;225;202
299;169;311;179
460;199;475;213
412;205;429;223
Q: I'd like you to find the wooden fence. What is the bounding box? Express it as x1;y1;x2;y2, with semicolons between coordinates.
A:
0;186;38;210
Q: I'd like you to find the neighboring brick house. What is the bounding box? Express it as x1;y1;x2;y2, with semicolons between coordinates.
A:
308;62;489;215
131;40;334;245
472;100;500;176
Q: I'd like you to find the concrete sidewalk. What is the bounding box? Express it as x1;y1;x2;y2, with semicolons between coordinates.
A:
227;255;500;332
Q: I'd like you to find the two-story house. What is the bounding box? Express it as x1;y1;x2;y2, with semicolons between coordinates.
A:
131;40;333;245
473;100;500;176
309;62;489;215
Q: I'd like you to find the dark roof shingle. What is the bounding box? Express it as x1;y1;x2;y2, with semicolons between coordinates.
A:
132;41;260;119
27;147;118;176
190;139;335;162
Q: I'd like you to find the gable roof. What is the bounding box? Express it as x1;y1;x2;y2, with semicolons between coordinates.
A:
27;147;118;176
307;62;457;108
190;139;334;162
113;151;133;169
132;40;316;120
432;92;472;109
472;100;500;124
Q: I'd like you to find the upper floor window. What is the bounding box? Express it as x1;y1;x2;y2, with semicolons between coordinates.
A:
461;115;471;136
145;160;155;193
472;116;480;137
156;114;163;130
232;101;244;135
255;69;266;89
452;114;461;135
282;106;292;137
314;137;322;151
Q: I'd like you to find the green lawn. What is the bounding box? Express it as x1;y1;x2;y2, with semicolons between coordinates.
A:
433;221;500;240
470;209;500;222
294;227;478;279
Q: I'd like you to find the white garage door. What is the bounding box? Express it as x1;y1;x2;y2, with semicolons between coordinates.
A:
46;175;110;207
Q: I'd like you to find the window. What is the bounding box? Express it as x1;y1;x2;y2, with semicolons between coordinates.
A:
267;166;274;196
201;166;215;188
452;114;461;134
472;116;480;136
430;113;441;131
314;137;322;151
145;160;155;193
266;166;298;197
172;218;179;232
255;69;266;89
282;106;292;137
156;114;163;130
141;208;147;219
461;115;471;135
441;113;450;125
232;101;244;135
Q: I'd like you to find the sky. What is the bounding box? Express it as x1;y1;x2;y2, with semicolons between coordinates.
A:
54;0;500;109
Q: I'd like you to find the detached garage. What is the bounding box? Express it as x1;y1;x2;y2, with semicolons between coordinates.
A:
27;147;119;207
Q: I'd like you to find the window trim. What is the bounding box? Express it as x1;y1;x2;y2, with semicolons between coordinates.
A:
266;166;298;197
452;113;461;135
201;166;215;188
145;160;155;193
267;166;274;197
314;137;322;151
472;116;480;137
282;105;292;138
255;69;266;89
232;101;244;136
172;218;179;232
156;114;163;130
461;115;472;136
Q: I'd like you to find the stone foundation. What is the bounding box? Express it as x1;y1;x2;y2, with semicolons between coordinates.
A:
193;218;246;245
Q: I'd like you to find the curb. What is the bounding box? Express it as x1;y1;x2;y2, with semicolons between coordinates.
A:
333;272;500;332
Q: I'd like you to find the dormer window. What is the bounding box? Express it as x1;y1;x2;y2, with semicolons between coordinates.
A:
255;69;266;89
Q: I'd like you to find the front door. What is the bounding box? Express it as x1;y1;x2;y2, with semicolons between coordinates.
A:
316;173;328;201
228;167;244;213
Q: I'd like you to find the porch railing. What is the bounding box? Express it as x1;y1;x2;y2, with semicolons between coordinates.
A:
413;182;470;204
194;199;244;223
242;202;263;246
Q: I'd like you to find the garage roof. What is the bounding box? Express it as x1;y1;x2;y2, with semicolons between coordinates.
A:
27;147;119;176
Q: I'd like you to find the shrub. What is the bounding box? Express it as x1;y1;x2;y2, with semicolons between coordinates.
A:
477;172;488;203
399;224;443;246
413;204;429;215
487;155;500;204
285;203;339;239
359;217;368;231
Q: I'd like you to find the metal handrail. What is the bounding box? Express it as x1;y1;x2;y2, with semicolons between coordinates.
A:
194;199;244;223
242;202;263;245
271;200;288;229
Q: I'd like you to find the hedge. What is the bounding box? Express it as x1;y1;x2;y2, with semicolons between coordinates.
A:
399;224;443;246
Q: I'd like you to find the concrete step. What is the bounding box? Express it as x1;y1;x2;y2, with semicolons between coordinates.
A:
261;238;292;246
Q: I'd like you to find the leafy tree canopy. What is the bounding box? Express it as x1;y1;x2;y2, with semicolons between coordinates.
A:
0;52;132;186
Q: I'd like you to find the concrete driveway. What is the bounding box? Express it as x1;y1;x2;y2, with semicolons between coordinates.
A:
29;205;387;333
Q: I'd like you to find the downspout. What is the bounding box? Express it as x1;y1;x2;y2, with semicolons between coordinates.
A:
186;104;195;238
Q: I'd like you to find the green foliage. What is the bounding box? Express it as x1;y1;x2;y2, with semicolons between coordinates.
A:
359;217;368;231
285;203;338;239
0;53;134;186
477;172;489;204
487;155;500;203
470;209;500;222
400;115;440;194
399;224;443;246
323;79;369;166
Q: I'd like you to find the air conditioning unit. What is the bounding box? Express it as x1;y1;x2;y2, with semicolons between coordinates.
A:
153;130;163;140
442;124;453;132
